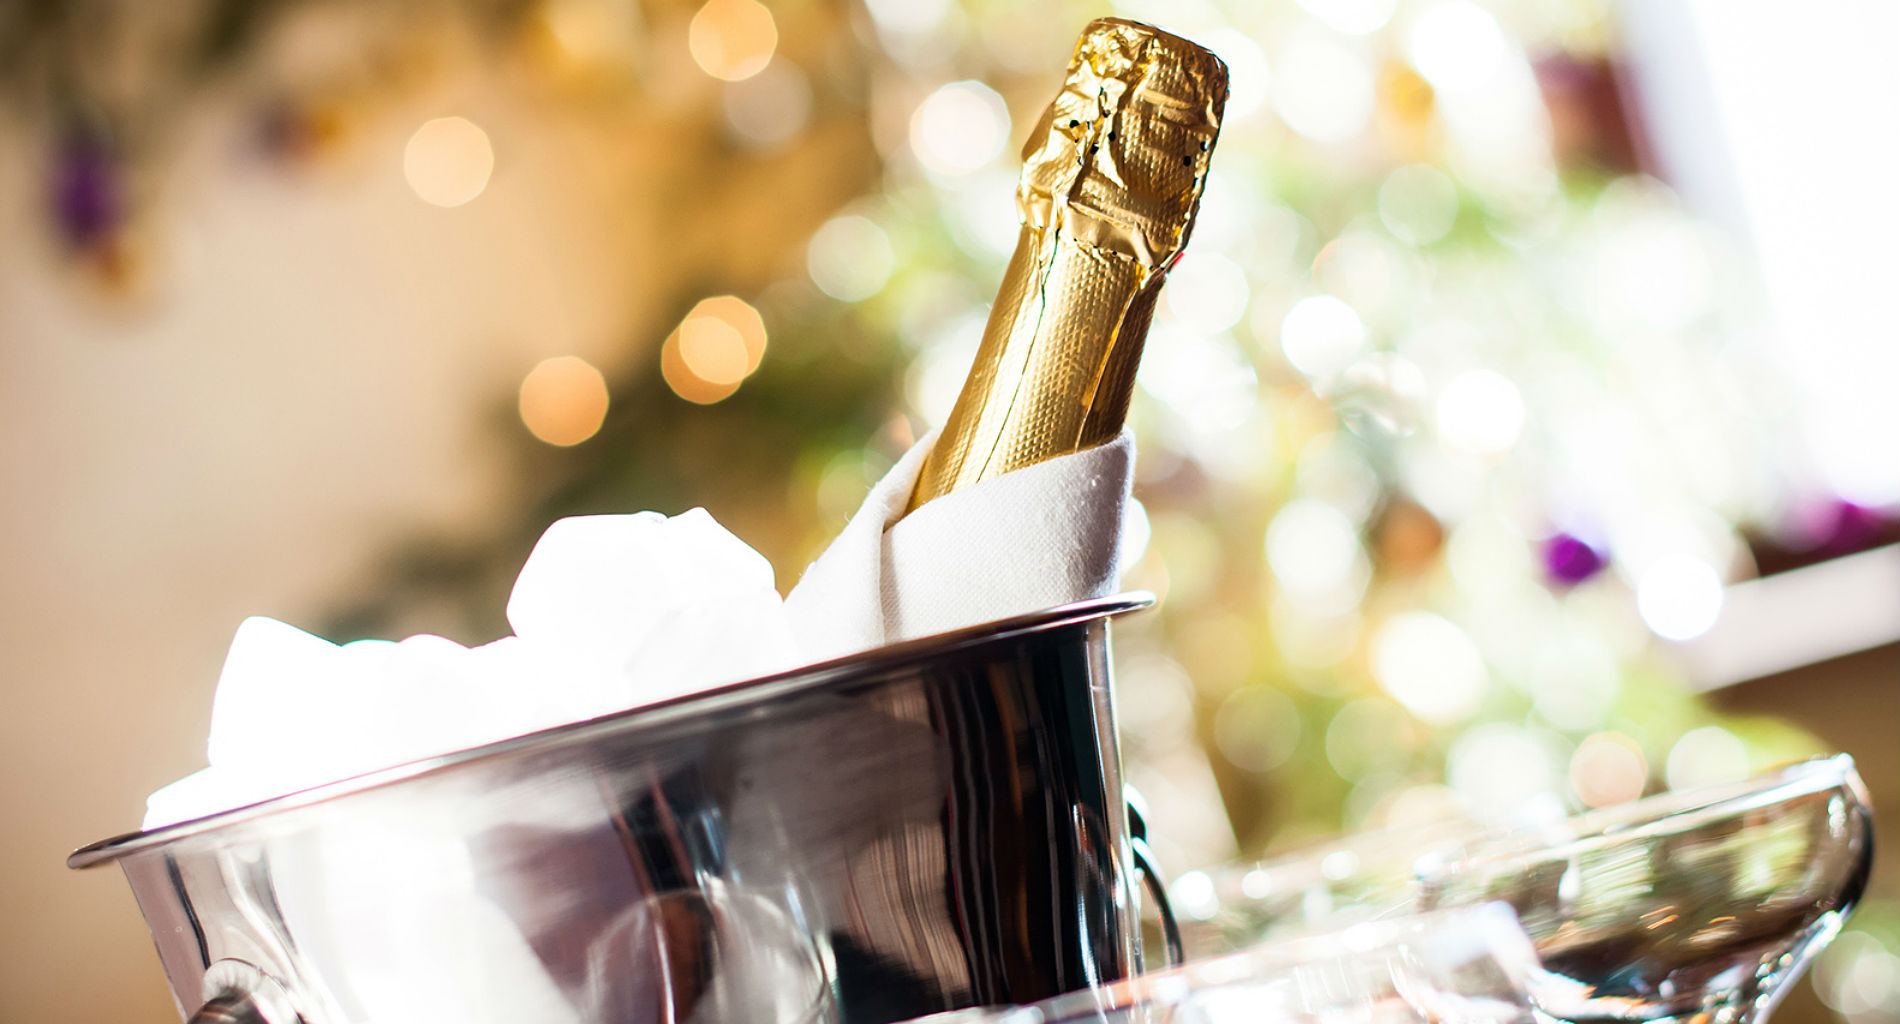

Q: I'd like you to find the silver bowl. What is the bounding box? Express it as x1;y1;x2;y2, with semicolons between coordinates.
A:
71;595;1167;1024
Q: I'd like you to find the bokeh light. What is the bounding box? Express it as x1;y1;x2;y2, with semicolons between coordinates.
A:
910;81;1011;177
1169;869;1219;921
661;295;768;404
518;355;609;446
1595;206;1717;330
863;0;954;37
1335;352;1429;436
807;215;895;302
1407;1;1509;97
942;169;1021;259
1636;554;1725;641
1273;29;1374;143
1119;496;1152;574
1265;499;1368;608
688;0;777;82
1270;596;1362;669
679;318;748;385
1164;253;1250;335
1213;685;1302;773
403;117;494;208
1569;732;1648;808
1294;434;1382;521
1378;164;1460;245
537;0;641;69
1201;29;1273;120
1665;724;1751;789
1527;628;1619;731
1137;327;1261;439
1296;0;1397;35
1312;232;1408;320
1435;369;1526;456
1811;409;1900;506
905;310;984;425
1119;653;1198;743
1447;724;1564;818
1280;294;1367;378
1815;932;1900;1021
723;60;812;148
1325;697;1416;781
1370;611;1488;723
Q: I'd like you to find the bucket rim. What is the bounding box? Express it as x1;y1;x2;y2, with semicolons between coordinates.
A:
69;592;1154;869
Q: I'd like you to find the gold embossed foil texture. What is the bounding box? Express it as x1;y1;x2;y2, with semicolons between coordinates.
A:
907;18;1228;512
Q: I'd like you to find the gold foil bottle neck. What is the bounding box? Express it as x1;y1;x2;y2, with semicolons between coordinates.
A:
906;19;1227;513
1018;18;1229;269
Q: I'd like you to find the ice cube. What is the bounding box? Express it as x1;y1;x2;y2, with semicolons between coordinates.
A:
144;768;238;829
156;507;810;828
376;634;488;764
625;586;799;702
506;508;782;674
209;627;419;801
468;635;620;735
207;616;345;771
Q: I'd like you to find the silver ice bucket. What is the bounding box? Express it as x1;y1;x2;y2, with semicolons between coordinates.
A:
71;595;1168;1024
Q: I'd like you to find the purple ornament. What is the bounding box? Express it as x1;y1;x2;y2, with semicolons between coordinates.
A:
1811;500;1883;555
51;134;122;249
1542;532;1605;585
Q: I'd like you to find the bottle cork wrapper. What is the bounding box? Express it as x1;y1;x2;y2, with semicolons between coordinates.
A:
908;19;1228;511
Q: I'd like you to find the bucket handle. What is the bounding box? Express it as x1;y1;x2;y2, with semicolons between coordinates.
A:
189;961;301;1024
187;993;269;1024
1125;789;1184;967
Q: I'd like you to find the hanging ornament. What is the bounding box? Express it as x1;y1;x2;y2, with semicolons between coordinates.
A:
1803;499;1887;555
47;121;152;298
1541;532;1606;586
50;127;123;251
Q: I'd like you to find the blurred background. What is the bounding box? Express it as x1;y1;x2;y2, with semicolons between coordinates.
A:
1;0;1895;1021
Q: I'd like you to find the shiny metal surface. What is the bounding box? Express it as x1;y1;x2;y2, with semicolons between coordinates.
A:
73;595;1156;1024
907;19;1227;511
195;962;300;1024
1121;791;1181;967
187;994;267;1024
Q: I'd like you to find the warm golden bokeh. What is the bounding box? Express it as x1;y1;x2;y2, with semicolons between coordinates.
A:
518;356;610;446
679;317;750;385
687;0;777;82
661;295;768;404
402;117;495;208
1571;732;1650;808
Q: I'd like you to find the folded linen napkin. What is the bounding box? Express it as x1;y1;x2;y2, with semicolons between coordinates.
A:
787;429;1134;662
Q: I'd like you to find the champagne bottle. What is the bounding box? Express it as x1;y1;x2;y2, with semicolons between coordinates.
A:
906;18;1228;513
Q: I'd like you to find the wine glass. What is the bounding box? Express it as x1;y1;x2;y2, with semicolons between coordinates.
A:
1173;816;1481;956
1417;755;1873;1024
1180;756;1874;1024
918;903;1541;1024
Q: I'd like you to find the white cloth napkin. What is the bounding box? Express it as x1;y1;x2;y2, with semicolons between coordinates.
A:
785;429;1133;663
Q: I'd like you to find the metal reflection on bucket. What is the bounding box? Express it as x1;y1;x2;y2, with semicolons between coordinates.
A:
71;595;1160;1024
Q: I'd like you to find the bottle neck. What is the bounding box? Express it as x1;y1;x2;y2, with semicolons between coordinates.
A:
904;17;1226;513
907;221;1163;511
